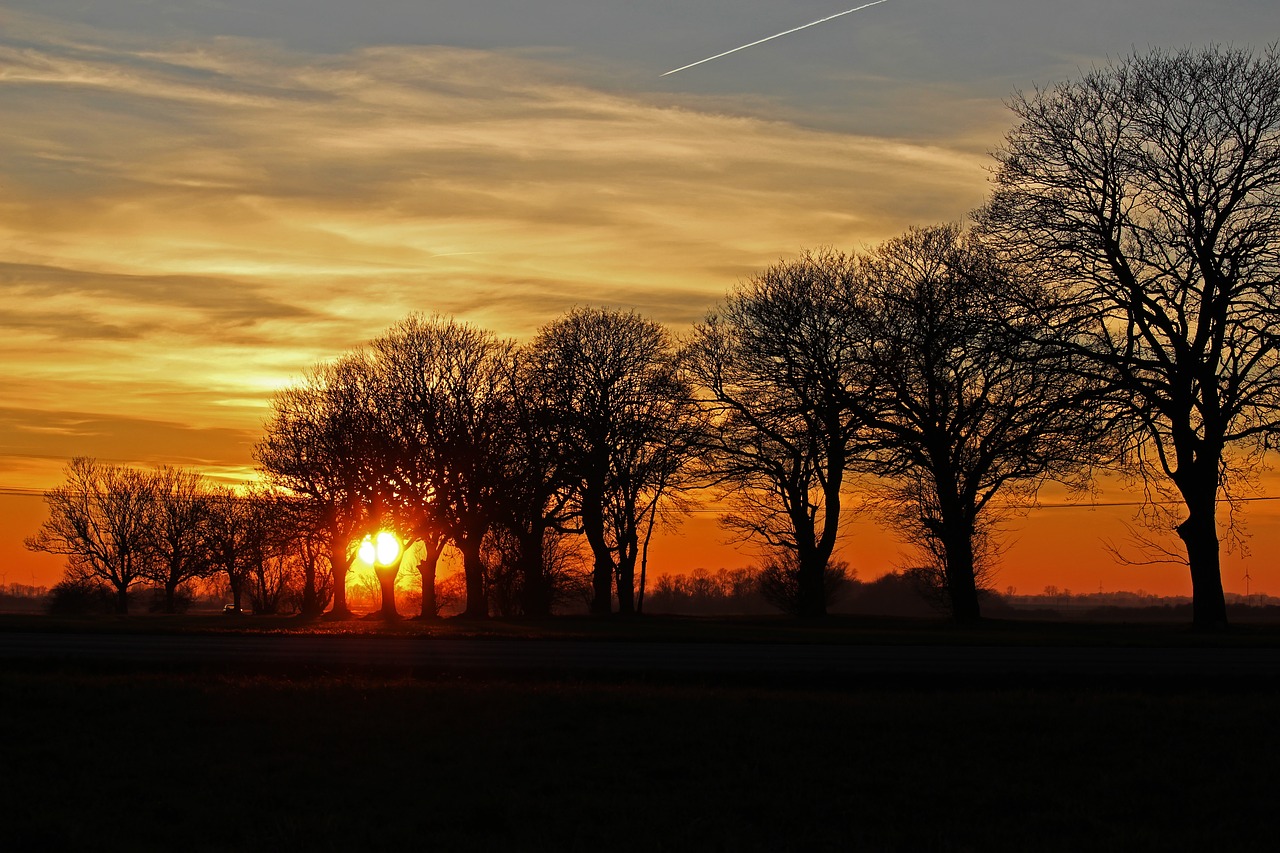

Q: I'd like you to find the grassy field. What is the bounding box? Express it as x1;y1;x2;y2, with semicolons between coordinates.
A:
6;609;1280;646
2;614;1279;851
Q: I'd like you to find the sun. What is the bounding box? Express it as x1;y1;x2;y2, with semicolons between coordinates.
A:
357;531;402;567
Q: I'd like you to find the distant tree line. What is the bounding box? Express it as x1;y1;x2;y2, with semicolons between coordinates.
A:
26;46;1280;629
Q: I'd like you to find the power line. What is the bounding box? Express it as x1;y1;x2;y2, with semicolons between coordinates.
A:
1032;496;1280;508
5;485;1280;509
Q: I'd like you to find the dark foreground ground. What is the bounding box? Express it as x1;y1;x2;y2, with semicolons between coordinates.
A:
2;615;1279;852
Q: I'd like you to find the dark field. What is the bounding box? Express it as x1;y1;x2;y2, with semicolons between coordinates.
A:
2;616;1279;852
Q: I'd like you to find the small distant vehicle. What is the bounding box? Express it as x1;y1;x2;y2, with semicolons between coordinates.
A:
222;604;250;615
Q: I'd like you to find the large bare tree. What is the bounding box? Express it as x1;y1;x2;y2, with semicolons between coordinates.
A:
493;347;580;617
368;315;517;619
26;457;155;614
978;46;1280;629
684;252;865;617
203;486;260;614
532;307;700;616
143;465;214;613
257;353;383;618
853;225;1107;621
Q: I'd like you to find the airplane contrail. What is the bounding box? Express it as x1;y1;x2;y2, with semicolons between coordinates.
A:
662;0;892;77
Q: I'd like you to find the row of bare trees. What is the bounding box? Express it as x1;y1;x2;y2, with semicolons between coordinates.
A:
686;228;1111;621
690;44;1280;628
255;308;703;620
26;458;333;615
28;46;1280;628
243;223;1108;623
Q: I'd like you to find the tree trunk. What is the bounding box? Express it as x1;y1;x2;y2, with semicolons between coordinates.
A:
325;522;355;619
416;538;445;620
299;564;320;617
458;536;488;619
164;580;179;614
376;565;400;620
327;560;352;618
1177;498;1228;630
517;528;552;618
615;560;635;616
614;521;639;615
637;501;659;615
943;524;981;623
115;583;130;615
793;503;828;617
796;556;827;617
581;485;613;616
230;575;247;614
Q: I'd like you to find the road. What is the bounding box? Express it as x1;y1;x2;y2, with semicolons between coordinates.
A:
3;631;1280;680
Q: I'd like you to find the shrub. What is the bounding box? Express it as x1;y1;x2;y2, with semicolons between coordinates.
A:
758;557;853;616
47;578;117;616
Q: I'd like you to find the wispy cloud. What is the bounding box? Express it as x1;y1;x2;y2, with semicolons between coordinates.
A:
0;26;989;485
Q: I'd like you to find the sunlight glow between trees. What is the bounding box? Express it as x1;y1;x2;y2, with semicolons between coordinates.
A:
357;531;402;568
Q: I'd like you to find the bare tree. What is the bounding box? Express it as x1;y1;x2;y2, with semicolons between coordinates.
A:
144;465;213;613
257;353;383;618
493;348;580;617
204;487;260;614
26;457;155;614
368;314;517;619
978;45;1280;629
852;225;1106;621
684;252;865;617
246;492;294;615
410;532;449;620
268;490;334;617
531;307;700;616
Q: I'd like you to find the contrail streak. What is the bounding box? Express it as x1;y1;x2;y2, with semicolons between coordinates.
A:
662;0;892;77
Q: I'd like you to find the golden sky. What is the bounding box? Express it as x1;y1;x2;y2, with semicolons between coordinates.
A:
3;2;1279;596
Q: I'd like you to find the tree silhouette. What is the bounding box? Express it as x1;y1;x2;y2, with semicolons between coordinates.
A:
757;555;853;616
852;225;1106;621
26;457;154;614
144;465;213;613
531;307;700;615
203;487;257;613
368;315;517;619
491;347;580;617
239;486;307;616
978;45;1280;629
685;251;865;617
411;531;449;620
266;490;334;617
257;354;383;618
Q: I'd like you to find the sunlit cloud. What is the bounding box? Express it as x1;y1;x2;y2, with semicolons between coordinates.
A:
0;24;990;489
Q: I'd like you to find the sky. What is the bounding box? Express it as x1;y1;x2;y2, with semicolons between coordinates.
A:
3;0;1280;596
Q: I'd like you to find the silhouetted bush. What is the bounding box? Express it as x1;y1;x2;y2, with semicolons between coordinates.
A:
758;558;852;616
840;571;939;618
897;566;1015;618
46;578;117;616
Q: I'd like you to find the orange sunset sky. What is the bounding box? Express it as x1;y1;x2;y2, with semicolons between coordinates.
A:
3;1;1280;597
